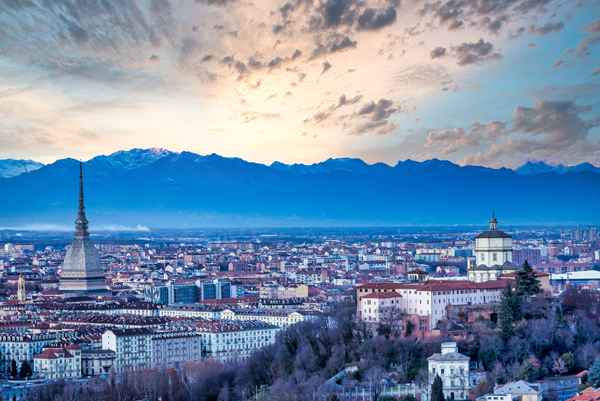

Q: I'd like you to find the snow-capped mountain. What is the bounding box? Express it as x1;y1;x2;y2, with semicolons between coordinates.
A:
84;148;174;174
515;161;600;175
0;159;44;178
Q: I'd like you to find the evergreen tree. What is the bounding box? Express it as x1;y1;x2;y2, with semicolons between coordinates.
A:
19;360;32;379
554;306;566;329
499;281;521;341
431;374;444;401
515;261;541;296
588;357;600;388
11;359;17;378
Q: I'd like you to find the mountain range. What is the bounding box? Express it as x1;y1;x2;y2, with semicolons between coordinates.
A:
1;149;599;228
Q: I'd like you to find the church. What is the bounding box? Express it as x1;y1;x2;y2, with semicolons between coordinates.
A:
59;164;109;296
467;214;521;283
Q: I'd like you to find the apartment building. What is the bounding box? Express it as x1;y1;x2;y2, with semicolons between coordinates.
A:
152;330;202;370
221;308;320;328
427;342;471;401
195;321;279;363
33;344;82;379
102;329;153;372
81;349;116;376
0;333;78;374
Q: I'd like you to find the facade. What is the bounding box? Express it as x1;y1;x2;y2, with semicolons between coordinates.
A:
467;215;520;283
356;280;507;330
221;308;320;328
81;349;116;376
360;291;402;324
59;164;108;295
152;331;202;369
195;321;279;363
33;344;82;379
144;281;199;304
0;333;76;374
513;248;542;266
102;329;153;372
427;342;470;401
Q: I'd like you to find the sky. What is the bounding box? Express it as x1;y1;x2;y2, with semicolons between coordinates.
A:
0;0;599;169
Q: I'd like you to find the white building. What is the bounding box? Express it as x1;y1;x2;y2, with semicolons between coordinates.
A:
221;308;320;328
102;329;153;372
427;342;470;401
359;291;402;324
467;215;520;283
195;321;279;363
81;349;116;376
0;333;78;374
34;344;82;379
356;280;506;330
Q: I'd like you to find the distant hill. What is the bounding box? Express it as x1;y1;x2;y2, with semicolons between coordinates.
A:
0;149;599;228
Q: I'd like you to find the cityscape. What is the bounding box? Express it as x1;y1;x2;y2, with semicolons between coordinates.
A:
1;0;600;400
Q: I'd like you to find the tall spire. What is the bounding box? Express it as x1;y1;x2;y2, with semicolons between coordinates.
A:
75;162;89;237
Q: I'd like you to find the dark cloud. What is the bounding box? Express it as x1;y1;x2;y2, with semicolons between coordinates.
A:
430;46;446;59
451;39;502;66
201;54;213;62
273;24;285;34
291;49;302;60
67;23;90;45
149;54;164;63
356;7;397;31
322;61;332;73
345;98;401;136
528;21;564;36
419;0;553;34
311;35;357;58
427;99;600;165
508;27;526;40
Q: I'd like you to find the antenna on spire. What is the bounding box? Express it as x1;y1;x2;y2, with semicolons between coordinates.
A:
75;162;89;237
492;209;495;217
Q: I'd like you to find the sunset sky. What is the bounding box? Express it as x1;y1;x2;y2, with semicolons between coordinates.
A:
0;0;599;168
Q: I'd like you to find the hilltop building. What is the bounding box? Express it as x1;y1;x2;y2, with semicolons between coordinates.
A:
59;164;109;296
467;214;520;283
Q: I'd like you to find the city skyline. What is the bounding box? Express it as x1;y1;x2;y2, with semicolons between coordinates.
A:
1;1;599;169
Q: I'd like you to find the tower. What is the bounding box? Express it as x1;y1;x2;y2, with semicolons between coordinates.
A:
59;163;108;295
17;273;25;303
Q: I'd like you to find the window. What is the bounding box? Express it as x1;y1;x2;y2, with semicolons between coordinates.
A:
480;253;484;261
493;253;497;261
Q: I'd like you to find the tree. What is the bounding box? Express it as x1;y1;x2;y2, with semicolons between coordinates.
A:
405;320;414;337
369;367;386;401
587;357;600;388
19;360;32;379
515;261;541;296
552;358;567;376
499;282;521;341
431;374;444;401
11;359;17;379
561;352;576;373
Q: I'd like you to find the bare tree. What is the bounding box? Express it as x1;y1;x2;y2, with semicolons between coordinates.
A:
416;369;435;401
367;366;386;401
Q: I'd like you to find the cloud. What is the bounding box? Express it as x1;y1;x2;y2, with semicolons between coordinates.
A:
528;21;565;36
311;35;357;58
590;67;600;77
346;98;401;136
149;54;164;63
430;46;447;59
426;99;600;166
305;93;363;124
451;39;503;66
584;19;600;35
356;7;397;31
527;43;537;48
322;61;332;73
418;0;553;34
